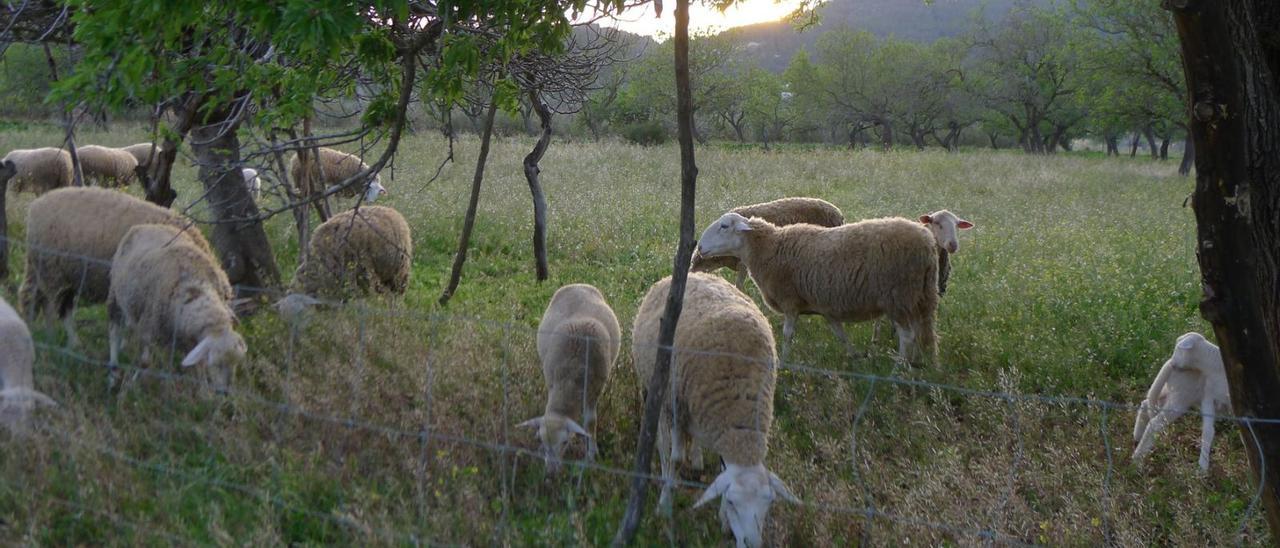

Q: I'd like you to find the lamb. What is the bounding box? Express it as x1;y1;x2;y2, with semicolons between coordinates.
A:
633;273;797;547
919;209;973;296
20;187;212;348
242;168;261;200
0;295;56;430
691;197;845;289
518;284;621;474
1;147;73;195
121;143;163;170
697;212;938;363
108;224;246;391
76;145;139;187
290;205;412;299
1132;332;1231;472
288;147;388;202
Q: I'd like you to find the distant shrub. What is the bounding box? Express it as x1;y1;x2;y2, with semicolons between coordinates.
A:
621;122;668;146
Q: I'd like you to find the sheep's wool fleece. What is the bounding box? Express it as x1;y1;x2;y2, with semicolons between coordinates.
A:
743;216;938;324
121;143;161;167
22;187;211;307
692;197;844;273
109;224;233;349
292;205;412;299
537;284;621;419
3;148;72;194
632;273;777;466
76;145;138;187
0;296;35;391
289;147;373;197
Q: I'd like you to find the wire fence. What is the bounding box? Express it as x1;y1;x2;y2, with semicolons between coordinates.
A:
0;235;1273;545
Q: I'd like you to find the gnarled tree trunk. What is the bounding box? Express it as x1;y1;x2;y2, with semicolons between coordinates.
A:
439;98;498;306
523;89;553;281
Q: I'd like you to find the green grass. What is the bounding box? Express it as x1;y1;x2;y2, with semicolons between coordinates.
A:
0;123;1267;545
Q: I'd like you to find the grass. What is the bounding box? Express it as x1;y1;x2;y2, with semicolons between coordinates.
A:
0;123;1268;545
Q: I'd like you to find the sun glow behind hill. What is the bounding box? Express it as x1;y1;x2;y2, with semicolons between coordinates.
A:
586;0;804;39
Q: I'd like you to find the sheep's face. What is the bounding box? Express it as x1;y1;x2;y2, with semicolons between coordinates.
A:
517;415;590;475
694;463;798;548
690;247;738;273
920;210;973;253
697;213;752;259
182;329;247;392
364;177;387;203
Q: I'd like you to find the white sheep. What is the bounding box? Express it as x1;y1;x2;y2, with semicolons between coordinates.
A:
121;143;163;170
691;197;845;289
1132;332;1231;472
0;295;56;430
697;212;938;363
633;273;798;547
919;209;973;296
108;223;246;391
289;205;412;300
76;145;139;187
518;283;621;473
242;168;261;200
1;147;73;195
288;147;388;203
20;187;212;348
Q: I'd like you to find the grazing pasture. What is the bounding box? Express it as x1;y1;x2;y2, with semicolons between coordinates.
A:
0;124;1267;545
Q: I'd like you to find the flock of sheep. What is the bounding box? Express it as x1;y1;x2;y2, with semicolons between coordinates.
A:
0;142;1237;545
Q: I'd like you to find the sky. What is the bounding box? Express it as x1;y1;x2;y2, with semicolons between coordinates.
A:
588;0;805;39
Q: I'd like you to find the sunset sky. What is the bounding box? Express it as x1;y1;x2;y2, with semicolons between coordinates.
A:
590;0;805;38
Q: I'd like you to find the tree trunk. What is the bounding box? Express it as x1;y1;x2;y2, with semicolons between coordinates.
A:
1143;125;1158;158
1179;134;1195;175
1169;0;1280;537
614;0;699;541
0;181;7;282
523;89;553;281
878;117;894;151
43;44;83;188
988;131;1000;149
189;119;281;293
439;99;499;306
1106;135;1119;156
1159;137;1171;160
1130;132;1140;157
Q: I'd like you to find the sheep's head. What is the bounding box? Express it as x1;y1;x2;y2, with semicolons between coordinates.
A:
516;414;590;475
698;212;753;260
364;177;388;203
694;463;798;548
690;246;738;273
920;210;973;253
182;327;247;392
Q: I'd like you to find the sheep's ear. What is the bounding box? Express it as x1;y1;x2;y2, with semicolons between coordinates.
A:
516;417;543;429
182;338;213;368
769;472;800;504
957;220;974;229
733;218;752;232
693;472;732;508
565;418;591;439
919;214;933;224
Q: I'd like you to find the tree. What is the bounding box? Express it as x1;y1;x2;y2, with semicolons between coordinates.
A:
1166;0;1280;537
623;31;744;142
743;68;795;149
812;28;901;150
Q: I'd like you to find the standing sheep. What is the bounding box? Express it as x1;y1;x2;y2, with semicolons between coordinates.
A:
1132;332;1231;472
108;224;246;391
697;212;938;363
691;197;845;289
633;273;798;547
20;187;212;347
76;145;139;187
290;205;412;299
919;209;973;296
1;147;73;195
288;147;388;202
121;143;163;170
518;284;621;474
0;295;56;430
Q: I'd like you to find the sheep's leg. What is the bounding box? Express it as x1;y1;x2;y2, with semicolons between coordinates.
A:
108;321;123;389
1132;403;1188;465
61;307;80;349
894;321;916;364
733;269;747;290
1132;400;1152;444
825;317;859;358
1198;397;1217;473
657;413;675;509
688;441;704;472
585;405;599;462
780;313;797;363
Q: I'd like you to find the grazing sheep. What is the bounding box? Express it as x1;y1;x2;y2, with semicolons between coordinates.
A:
0;295;56;430
290;205;412;299
242;168;261;200
121;143;163;170
1132;332;1231;472
288;147;388;202
633;273;797;547
76;145;139;187
20;187;211;348
691;197;845;289
697;213;938;363
518;284;621;473
108;224;245;391
1;147;73;195
919;209;973;296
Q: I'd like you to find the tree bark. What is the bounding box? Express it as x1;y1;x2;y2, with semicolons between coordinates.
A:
1159;136;1171;160
614;0;699;542
988;131;1000;149
1143;125;1158;158
189;119;281;293
1106;135;1119;156
1179;134;1195;175
523;89;553;281
1169;0;1280;537
439;98;499;306
878;116;894;151
1130;132;1140;157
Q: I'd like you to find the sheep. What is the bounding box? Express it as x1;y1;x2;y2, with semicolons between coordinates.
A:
691;197;845;289
288;147;388;202
121;143;163;170
0;295;56;430
633;273;798;547
76;145;139;187
19;187;212;348
242;168;261;200
108;223;245;391
517;284;621;474
919;209;973;296
1132;332;1231;472
697;212;938;364
1;147;73;195
290;205;412;300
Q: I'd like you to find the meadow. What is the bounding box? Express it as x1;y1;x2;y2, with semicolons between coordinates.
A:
0;123;1269;545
